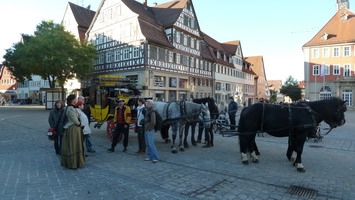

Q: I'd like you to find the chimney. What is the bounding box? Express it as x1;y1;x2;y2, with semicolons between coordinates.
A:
143;0;147;8
87;5;91;10
153;2;158;6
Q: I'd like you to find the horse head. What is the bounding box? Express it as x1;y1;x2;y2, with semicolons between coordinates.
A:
199;104;211;128
323;98;347;128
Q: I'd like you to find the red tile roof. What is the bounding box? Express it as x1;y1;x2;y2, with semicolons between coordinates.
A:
202;32;234;67
245;56;265;78
303;9;355;47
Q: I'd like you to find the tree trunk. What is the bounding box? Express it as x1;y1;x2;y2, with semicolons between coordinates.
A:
61;84;65;102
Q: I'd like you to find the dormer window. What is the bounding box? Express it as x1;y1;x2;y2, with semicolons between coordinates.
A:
223;54;226;61
341;12;348;21
322;33;328;40
217;51;221;59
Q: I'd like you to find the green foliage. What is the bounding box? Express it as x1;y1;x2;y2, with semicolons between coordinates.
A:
280;75;302;102
2;21;97;94
269;93;277;103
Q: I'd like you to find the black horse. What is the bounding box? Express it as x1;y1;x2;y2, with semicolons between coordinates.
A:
183;97;219;148
238;98;347;172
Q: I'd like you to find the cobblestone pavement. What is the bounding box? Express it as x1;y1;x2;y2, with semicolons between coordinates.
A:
0;105;355;200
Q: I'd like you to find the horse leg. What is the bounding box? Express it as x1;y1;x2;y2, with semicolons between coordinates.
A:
239;135;249;164
191;122;197;146
183;123;190;148
161;124;171;143
249;134;259;163
170;123;178;153
179;123;185;152
293;137;306;173
286;137;296;162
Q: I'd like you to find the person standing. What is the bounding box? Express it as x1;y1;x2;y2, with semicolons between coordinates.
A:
78;96;91;124
144;100;159;163
228;97;238;130
48;100;66;156
107;98;132;152
135;98;146;155
76;100;95;153
61;95;85;169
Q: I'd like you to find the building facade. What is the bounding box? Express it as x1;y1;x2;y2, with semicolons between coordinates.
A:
303;0;355;108
245;56;269;100
0;65;17;103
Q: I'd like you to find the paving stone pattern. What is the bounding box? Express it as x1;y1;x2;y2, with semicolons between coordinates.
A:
0;106;355;200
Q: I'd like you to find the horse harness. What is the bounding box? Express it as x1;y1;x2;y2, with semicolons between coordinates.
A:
164;100;206;123
259;102;320;135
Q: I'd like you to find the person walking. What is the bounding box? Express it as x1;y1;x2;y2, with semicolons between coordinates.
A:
144;100;159;163
228;97;238;130
61;94;85;169
48;100;66;156
76;100;95;154
135;98;146;155
107;98;132;152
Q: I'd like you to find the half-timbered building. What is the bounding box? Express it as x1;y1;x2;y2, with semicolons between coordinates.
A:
86;0;213;101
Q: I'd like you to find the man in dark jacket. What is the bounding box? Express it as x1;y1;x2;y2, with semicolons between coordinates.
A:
228;97;238;130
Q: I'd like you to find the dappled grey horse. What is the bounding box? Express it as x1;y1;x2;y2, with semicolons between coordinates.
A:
154;101;211;153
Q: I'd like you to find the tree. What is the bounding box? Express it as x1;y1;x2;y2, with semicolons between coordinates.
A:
3;21;97;100
280;76;302;102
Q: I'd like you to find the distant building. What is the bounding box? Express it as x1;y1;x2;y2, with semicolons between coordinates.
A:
267;80;285;102
303;0;355;107
0;65;17;103
245;56;269;101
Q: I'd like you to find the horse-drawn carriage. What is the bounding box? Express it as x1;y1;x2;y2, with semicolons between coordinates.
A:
84;75;150;140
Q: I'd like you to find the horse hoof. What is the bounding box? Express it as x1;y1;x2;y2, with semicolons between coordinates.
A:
165;139;171;144
252;159;259;163
180;148;185;152
184;143;189;148
242;160;249;165
172;150;178;154
297;168;306;173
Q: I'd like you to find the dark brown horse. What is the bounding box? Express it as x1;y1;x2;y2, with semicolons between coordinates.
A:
238;98;346;172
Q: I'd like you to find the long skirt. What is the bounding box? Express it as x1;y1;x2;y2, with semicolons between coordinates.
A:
61;125;85;169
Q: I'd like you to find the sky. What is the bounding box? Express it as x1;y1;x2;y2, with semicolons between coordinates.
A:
1;0;353;82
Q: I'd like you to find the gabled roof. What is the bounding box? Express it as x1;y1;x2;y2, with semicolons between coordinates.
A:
222;41;240;56
68;2;96;28
152;0;188;27
245;56;266;78
303;9;355;47
200;42;214;61
138;19;173;48
202;32;234;67
121;0;159;25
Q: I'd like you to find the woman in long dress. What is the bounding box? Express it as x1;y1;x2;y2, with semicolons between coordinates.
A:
61;95;85;169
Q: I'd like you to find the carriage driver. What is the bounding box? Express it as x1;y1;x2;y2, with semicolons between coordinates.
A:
107;98;132;152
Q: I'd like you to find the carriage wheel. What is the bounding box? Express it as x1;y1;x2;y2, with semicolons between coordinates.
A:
106;120;116;141
106;120;123;142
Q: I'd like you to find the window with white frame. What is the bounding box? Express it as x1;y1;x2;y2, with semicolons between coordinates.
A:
196;40;200;50
344;64;351;76
342;90;352;106
217;51;221;59
123;48;130;60
168;51;173;63
183;35;187;46
313;65;320;75
133;47;139;58
324;64;330;75
323;47;329;58
106;52;113;63
175;31;180;44
344;46;351;56
191;38;194;48
319;86;332;100
176;53;181;64
115;50;121;61
333;64;340;75
333;47;340;57
313;48;319;58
